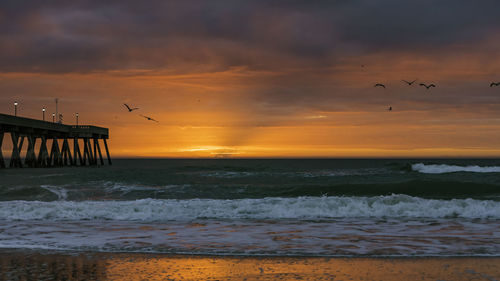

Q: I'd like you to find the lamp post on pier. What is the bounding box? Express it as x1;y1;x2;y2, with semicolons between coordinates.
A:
42;108;46;121
14;101;18;116
76;113;79;126
55;98;58;122
52;113;55;123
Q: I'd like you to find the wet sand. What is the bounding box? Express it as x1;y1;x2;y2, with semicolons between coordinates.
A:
0;251;499;280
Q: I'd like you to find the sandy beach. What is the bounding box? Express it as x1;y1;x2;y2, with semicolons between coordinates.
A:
0;251;499;280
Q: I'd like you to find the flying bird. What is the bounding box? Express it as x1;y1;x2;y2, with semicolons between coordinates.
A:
140;114;159;123
419;83;436;89
402;79;417;86
124;103;139;112
490;82;500;87
374;83;386;88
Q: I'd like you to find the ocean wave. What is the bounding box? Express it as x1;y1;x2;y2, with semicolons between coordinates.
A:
103;182;189;193
299;168;388;177
1;195;500;221
36;180;500;200
29;173;68;178
198;168;388;178
40;185;69;200
412;163;500;174
200;171;257;178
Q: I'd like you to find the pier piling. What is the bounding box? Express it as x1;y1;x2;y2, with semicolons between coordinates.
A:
0;132;5;168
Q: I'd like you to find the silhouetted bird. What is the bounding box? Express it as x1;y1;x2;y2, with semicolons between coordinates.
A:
374;83;386;88
140;114;159;123
388;106;392;111
490;82;500;87
402;79;417;85
419;83;436;89
124;103;139;112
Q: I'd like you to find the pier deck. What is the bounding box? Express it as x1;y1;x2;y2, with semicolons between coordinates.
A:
0;113;111;168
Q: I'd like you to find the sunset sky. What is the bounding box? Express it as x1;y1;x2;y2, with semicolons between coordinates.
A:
1;0;500;157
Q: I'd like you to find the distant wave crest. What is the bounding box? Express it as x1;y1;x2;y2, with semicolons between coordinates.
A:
412;163;500;174
1;195;500;221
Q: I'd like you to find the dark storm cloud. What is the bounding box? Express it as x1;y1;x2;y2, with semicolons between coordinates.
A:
1;0;500;73
332;0;500;48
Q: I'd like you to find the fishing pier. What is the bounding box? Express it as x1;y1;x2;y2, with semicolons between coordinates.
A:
0;113;111;168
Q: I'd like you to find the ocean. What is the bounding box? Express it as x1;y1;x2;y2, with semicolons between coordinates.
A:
0;159;499;257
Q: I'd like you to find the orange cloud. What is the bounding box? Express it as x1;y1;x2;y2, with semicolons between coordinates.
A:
2;32;500;158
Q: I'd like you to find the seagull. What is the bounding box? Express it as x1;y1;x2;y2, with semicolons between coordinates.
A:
140;114;159;123
402;79;417;86
124;103;139;112
490;82;500;87
419;83;436;89
374;83;386;88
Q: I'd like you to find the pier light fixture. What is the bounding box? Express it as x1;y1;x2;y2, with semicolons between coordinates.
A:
52;113;55;123
76;113;79;126
14;101;18;116
42;108;46;121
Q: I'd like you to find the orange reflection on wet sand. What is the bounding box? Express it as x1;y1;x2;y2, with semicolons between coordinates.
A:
2;252;500;280
104;255;500;281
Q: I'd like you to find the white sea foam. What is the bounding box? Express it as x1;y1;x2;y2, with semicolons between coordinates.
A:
2;218;500;256
412;163;500;174
1;195;499;221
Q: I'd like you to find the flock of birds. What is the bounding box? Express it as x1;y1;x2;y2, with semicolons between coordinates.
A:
123;103;159;123
374;80;436;90
124;79;500;116
374;79;500;111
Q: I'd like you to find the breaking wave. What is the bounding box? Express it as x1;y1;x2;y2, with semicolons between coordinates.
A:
1;195;500;221
40;185;69;200
412;163;500;174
